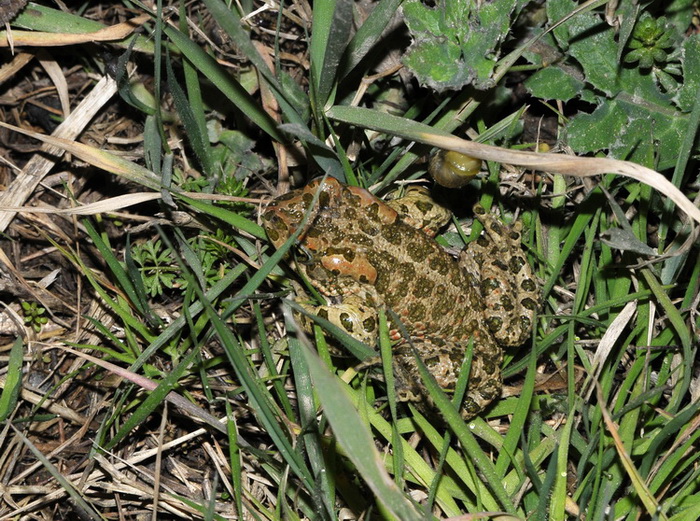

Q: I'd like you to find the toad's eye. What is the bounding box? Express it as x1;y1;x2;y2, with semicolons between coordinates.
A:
429;150;482;189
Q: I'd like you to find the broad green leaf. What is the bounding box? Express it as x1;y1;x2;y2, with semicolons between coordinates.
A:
404;38;472;89
548;0;621;97
545;0;689;169
524;67;585;102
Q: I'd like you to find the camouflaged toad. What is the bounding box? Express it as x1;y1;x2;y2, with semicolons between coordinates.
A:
262;177;538;418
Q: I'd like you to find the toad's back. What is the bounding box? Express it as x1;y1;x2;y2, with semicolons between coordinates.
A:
262;177;537;417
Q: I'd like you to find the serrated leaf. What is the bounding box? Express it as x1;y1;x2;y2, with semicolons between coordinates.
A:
565;102;628;151
548;0;688;168
565;98;686;169
618;56;676;105
403;39;473;89
402;0;440;34
402;0;524;92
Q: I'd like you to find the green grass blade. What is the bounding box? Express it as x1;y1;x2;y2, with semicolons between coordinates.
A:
224;399;245;520
200;0;306;125
300;342;423;521
410;348;516;513
0;337;24;421
164;26;285;143
311;0;353;106
204;299;315;489
286;320;335;520
127;264;246;374
166;47;212;177
599;389;669;521
180;195;265;239
48;230;155;342
10;425;106;520
83;220;151;321
285;300;376;361
123;234;163;328
149;222;321;490
338;0;403;81
534;448;559;520
103;342;205;451
495;337;537;476
643;401;700;483
309;0;334;96
640;268;693;411
254;303;296;418
549;410;574;520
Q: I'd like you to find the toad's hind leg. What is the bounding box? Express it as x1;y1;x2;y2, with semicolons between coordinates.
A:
460;204;539;346
391;336;503;420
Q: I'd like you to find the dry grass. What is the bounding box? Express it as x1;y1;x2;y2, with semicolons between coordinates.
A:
0;3;286;519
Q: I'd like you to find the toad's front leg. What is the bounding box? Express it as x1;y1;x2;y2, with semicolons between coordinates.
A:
294;291;380;348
